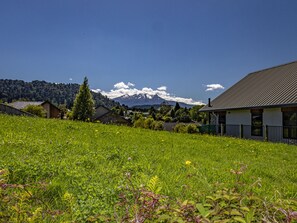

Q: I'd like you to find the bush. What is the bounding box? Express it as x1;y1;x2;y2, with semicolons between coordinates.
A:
133;117;145;128
173;123;187;133
144;118;154;129
186;124;198;134
162;115;172;122
22;105;46;117
178;114;191;123
152;121;164;131
66;111;73;120
173;123;198;134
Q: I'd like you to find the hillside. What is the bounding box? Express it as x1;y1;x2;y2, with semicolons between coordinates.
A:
0;79;120;108
0;114;296;222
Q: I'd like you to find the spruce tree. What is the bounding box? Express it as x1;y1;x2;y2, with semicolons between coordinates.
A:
72;77;95;121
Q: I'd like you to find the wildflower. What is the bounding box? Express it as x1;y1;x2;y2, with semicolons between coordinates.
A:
185;160;191;166
127;157;132;161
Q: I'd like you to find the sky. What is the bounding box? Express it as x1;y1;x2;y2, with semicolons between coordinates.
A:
1;0;297;104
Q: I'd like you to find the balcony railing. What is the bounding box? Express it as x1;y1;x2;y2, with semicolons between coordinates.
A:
199;124;297;145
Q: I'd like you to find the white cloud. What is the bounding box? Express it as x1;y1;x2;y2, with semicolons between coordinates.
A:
205;84;224;91
94;82;204;105
69;78;73;81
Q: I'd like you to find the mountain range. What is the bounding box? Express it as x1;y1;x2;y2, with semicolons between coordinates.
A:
114;93;195;108
0;79;200;109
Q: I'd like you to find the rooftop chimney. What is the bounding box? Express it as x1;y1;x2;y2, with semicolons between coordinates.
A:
208;98;212;107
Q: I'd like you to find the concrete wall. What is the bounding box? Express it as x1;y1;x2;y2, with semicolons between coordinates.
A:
226;108;282;126
263;108;282;126
226;110;251;125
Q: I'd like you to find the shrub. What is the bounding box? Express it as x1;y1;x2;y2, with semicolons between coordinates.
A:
178;114;191;123
66;110;73;120
162;115;172;123
186;124;198;134
133;117;145;128
152;121;164;131
144;118;154;129
173;123;187;133
22;105;46;117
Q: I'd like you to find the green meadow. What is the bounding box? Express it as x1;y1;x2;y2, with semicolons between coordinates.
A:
0;114;296;222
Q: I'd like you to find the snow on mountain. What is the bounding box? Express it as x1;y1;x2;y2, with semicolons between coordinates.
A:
114;93;194;108
95;82;204;108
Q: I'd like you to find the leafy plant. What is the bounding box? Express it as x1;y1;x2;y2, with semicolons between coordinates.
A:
22;105;46;117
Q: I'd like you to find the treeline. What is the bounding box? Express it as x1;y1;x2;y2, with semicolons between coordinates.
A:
113;102;206;124
0;79;120;108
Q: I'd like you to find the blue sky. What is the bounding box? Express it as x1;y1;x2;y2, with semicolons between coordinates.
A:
1;0;297;104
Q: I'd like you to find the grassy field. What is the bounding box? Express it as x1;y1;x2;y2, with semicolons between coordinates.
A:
0;114;296;222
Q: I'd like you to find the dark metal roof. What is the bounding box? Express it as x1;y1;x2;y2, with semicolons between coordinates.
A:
200;61;297;112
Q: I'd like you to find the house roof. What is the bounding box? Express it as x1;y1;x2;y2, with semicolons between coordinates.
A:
9;101;44;110
9;100;60;111
200;61;297;112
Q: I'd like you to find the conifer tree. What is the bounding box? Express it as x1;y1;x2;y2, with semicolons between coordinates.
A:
174;102;181;112
72;77;95;121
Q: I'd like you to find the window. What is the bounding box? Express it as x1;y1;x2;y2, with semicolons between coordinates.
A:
251;109;263;136
283;108;297;139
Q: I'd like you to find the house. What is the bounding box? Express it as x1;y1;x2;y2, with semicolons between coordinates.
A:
9;100;61;118
200;61;297;143
93;106;131;125
0;103;34;117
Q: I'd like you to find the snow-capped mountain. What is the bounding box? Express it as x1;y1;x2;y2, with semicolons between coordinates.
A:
114;93;194;108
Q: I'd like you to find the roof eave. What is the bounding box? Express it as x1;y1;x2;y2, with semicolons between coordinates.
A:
199;103;297;112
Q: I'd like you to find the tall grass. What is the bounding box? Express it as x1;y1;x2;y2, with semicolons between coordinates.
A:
0;114;296;221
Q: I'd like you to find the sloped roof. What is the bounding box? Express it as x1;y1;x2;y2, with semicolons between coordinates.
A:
200;61;297;112
9;101;44;110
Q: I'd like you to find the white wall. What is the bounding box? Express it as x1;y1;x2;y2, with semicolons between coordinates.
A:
263;108;282;126
226;110;251;125
226;108;282;126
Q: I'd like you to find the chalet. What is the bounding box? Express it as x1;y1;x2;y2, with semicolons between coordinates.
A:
93;106;131;125
9;100;61;118
200;61;297;143
0;103;34;117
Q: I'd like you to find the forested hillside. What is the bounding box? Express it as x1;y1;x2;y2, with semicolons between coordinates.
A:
0;79;120;108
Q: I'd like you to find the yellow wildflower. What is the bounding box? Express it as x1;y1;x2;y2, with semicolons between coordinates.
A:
185;160;191;166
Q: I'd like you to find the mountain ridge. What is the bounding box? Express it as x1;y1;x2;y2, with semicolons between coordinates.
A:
114;93;196;108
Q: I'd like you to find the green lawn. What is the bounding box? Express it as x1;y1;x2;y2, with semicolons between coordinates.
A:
0;114;296;222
